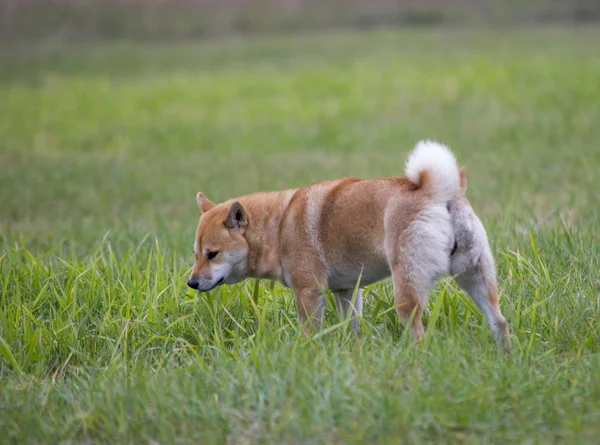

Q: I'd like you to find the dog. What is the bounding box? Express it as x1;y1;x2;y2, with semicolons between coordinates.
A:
187;141;510;349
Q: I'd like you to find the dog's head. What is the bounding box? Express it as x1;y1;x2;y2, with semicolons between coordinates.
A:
187;192;249;292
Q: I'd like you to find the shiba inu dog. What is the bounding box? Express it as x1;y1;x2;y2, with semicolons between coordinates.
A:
187;141;510;349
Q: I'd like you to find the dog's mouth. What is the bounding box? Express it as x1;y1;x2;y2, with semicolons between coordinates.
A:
201;276;225;292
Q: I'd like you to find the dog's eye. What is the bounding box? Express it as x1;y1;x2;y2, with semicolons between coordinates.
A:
207;251;219;260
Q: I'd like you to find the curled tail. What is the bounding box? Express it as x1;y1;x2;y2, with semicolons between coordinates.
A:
405;140;466;204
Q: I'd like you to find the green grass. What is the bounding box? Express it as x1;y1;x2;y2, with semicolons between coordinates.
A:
1;26;600;444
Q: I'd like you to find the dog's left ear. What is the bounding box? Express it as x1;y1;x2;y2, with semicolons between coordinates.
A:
196;192;216;214
224;202;247;233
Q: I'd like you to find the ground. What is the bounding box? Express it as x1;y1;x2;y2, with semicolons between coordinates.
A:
1;26;599;444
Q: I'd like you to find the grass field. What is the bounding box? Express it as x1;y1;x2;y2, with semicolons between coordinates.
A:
1;26;600;444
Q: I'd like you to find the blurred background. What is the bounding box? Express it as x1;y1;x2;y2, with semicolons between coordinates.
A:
1;0;599;42
1;0;599;255
1;4;600;442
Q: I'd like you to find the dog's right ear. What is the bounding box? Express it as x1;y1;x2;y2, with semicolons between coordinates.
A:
196;192;216;214
224;201;247;233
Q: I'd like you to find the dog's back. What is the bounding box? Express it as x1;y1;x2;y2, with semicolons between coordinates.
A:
279;176;422;289
278;141;464;290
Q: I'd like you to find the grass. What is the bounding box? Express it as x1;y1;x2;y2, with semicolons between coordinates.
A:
1;26;600;443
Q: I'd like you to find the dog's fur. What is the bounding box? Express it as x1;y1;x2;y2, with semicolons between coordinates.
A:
188;141;510;348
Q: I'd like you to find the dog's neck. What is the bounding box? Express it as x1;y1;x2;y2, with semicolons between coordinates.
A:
240;189;297;283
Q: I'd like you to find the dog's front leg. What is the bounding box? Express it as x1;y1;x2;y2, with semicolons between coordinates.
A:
291;283;325;333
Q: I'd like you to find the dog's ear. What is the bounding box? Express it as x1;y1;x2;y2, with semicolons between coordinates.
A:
224;202;247;233
196;192;216;213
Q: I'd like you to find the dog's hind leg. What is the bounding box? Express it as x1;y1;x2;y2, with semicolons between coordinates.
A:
386;205;453;341
390;269;426;341
333;288;363;331
453;252;510;351
450;202;511;351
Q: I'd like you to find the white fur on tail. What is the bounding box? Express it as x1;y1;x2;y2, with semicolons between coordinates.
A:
405;140;461;203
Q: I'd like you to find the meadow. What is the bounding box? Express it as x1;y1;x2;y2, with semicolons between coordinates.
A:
1;26;600;444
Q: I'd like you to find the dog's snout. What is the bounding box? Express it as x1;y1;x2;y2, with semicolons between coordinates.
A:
187;278;199;290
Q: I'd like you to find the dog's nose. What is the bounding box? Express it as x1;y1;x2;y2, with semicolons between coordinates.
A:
187;278;199;290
